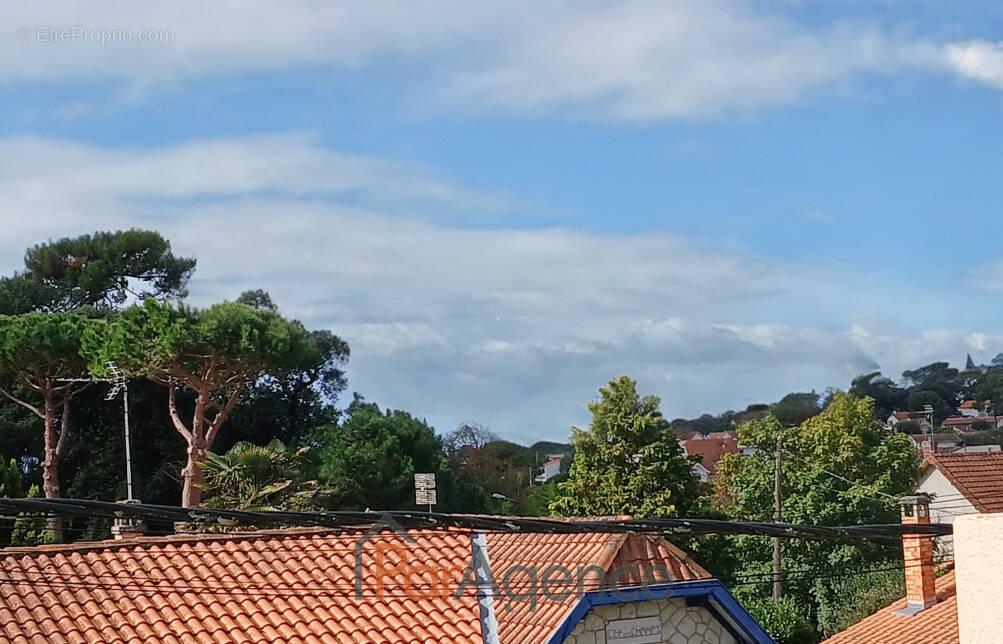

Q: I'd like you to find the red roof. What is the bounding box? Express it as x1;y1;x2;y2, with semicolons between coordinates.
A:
822;568;958;644
908;434;959;445
0;525;709;643
541;457;562;468
924;452;1003;513
960;400;977;409
683;438;739;475
940;416;1002;431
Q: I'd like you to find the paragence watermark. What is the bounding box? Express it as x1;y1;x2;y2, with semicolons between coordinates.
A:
353;515;676;612
16;25;175;44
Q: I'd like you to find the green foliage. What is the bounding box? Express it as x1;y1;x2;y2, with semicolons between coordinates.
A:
716;392;920;634
848;372;907;421
525;481;561;516
549;376;700;517
742;596;816;644
199;440;317;511
958;428;1003;447
92;298;320;381
11;485;51;547
771;392;822;427
976;369;1003;408
813;569;904;637
444;423;551;512
0;457;24;498
0;229;195;314
905;390;952;425
313;397;490;512
0;312;104;378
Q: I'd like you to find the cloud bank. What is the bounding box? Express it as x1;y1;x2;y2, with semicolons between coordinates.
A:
2;1;1002;119
1;134;998;442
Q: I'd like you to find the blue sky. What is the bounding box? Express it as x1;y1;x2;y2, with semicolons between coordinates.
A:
2;2;1003;443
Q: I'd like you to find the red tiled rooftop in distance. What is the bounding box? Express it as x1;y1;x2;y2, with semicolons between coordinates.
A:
822;569;958;644
683;437;739;475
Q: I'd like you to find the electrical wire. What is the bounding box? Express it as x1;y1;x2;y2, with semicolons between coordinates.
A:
0;498;953;540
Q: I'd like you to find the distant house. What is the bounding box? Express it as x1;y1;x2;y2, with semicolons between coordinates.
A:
907;433;961;454
916;452;1003;524
535;456;563;483
958;400;980;418
885;411;932;433
940;415;1003;433
682;436;739;483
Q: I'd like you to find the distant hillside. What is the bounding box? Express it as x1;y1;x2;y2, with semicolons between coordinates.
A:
529;441;572;456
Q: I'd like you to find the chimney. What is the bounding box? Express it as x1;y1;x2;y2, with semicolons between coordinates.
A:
110;499;146;540
898;495;937;614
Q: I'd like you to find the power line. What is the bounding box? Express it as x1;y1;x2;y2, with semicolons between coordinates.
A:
0;498;953;541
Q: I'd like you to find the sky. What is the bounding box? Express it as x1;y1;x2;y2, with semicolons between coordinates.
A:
2;1;1003;444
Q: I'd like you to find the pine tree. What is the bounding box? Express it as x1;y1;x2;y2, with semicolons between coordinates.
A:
549;375;700;517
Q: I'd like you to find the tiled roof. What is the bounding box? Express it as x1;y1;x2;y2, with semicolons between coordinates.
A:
0;524;709;643
683;437;738;475
821;569;958;644
908;434;959;445
960;400;977;409
925;452;1003;513
940;416;1002;430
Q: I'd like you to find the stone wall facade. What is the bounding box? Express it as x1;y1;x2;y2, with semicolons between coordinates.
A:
563;597;737;644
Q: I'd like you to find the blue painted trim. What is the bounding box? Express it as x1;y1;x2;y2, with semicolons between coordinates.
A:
544;579;775;644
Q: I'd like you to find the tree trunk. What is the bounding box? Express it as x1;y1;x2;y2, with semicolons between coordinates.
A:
169;380;244;508
40;391;63;543
180;437;208;508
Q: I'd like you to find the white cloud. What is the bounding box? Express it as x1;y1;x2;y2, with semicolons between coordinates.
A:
945;40;1003;89
0;1;998;120
1;134;999;442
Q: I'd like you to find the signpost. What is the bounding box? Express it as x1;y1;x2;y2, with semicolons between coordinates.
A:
414;473;436;511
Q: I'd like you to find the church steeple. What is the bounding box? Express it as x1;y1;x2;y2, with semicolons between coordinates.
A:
966;353;976;370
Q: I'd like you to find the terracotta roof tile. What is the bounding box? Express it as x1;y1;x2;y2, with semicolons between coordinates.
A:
683;437;739;475
822;569;958;644
0;523;707;643
925;452;1003;513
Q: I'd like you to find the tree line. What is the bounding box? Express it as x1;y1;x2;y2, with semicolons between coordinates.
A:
0;230;565;543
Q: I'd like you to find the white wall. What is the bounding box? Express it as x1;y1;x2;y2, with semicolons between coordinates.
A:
917;468;977;525
955;514;1003;643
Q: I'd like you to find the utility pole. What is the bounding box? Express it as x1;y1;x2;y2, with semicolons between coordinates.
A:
772;431;783;600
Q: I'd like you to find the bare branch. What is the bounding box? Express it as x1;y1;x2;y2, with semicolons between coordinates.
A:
167;384;193;443
0;387;44;419
205;381;246;447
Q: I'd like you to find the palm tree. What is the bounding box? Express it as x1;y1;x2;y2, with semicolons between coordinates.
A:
198;440;316;511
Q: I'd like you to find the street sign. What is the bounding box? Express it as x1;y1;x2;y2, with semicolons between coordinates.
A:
414;473;436;489
414;473;436;508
